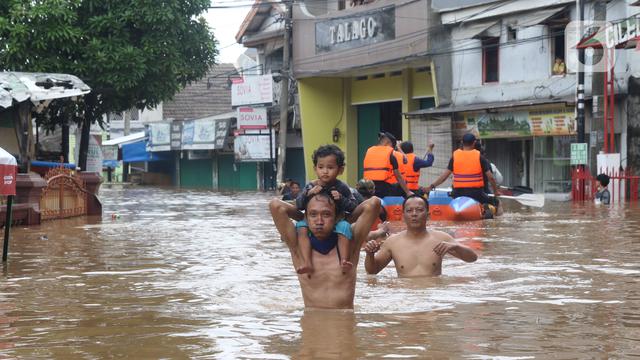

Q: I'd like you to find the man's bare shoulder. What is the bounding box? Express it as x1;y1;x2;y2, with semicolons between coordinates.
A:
428;229;454;241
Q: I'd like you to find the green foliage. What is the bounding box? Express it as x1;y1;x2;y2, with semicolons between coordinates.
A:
0;0;218;127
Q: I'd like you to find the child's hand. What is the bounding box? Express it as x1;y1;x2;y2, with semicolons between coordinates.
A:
308;185;323;196
330;190;342;200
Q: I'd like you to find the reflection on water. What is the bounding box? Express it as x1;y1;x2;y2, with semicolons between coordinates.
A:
1;186;639;358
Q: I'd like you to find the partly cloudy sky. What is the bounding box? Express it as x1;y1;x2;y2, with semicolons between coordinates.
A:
204;4;252;65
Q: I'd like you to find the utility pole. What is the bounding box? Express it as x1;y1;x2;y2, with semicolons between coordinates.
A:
576;0;586;144
590;0;606;168
276;1;292;185
123;110;130;182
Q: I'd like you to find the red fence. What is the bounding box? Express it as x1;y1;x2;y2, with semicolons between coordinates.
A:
571;167;640;202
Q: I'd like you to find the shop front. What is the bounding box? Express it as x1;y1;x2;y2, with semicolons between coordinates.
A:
293;0;435;184
407;100;578;196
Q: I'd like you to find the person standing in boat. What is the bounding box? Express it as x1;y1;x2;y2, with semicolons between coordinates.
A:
364;196;477;277
398;141;435;197
362;132;413;198
428;133;500;216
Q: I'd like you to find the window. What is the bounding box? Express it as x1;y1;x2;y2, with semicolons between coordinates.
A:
482;37;499;83
550;26;566;75
507;26;517;42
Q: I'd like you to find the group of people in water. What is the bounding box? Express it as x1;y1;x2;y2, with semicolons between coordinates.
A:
269;131;503;309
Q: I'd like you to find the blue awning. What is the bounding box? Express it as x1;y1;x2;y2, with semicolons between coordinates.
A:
122;140;171;163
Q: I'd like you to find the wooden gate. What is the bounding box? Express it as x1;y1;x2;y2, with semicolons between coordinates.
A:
40;167;87;220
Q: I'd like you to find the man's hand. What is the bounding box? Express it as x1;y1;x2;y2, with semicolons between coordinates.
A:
433;242;458;257
364;240;381;254
428;143;435;151
377;221;389;235
330;189;342;201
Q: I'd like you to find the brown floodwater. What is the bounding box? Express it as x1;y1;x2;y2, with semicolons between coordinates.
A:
1;185;639;359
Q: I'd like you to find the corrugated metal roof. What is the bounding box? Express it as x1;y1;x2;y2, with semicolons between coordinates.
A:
0;72;90;109
404;96;577;118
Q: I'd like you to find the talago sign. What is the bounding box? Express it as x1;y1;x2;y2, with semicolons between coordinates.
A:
231;75;274;107
237;107;268;130
315;6;395;54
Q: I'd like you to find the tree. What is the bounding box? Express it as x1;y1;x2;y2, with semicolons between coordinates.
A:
0;0;218;170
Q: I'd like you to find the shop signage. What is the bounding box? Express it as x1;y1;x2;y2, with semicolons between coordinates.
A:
577;14;640;49
459;107;576;139
74;134;103;173
237;107;268;130
570;143;588;165
182;117;230;150
170;122;182;150
234;130;275;162
146;123;171;152
315;6;395;54
231;75;274;107
102;145;118;161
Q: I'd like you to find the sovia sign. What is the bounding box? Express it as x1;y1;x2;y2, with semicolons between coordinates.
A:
315;6;395;54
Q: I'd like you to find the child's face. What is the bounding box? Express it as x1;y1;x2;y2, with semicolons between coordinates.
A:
314;155;344;186
290;183;301;196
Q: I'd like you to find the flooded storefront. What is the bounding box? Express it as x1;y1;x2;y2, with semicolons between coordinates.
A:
0;186;639;358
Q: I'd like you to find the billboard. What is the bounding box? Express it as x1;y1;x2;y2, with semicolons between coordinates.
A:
182;117;231;150
231;75;274;107
234;130;275;162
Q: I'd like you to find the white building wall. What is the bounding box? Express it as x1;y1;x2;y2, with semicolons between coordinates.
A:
140;104;163;122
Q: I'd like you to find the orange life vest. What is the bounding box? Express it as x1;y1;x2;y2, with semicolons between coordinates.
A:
387;151;407;184
401;153;420;190
363;145;395;183
452;149;484;188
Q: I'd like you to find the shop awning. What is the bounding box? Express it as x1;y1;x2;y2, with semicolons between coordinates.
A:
121;140;171;163
452;20;501;40
512;6;567;28
404;96;577;118
102;132;145;147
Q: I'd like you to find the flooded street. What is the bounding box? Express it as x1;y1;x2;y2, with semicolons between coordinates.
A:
1;186;639;359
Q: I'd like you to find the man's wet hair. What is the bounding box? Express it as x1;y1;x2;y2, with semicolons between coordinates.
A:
402;195;429;212
399;141;414;154
305;191;342;217
596;173;610;187
312;144;345;167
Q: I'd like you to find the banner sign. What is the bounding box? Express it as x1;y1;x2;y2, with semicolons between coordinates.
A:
234;130;275;162
170;122;182;150
570;143;588;165
237;107;268;130
458;107;576;139
231;75;274;107
102;145;118;161
315;6;395;54
74;134;103;173
146;123;171;152
182;117;230;150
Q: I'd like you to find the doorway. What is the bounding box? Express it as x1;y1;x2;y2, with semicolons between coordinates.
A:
357;101;402;179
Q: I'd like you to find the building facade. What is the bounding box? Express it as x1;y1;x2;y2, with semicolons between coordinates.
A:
292;0;438;185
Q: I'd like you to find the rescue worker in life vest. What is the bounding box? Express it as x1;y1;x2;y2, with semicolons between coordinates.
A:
429;133;501;213
363;132;413;198
398;141;435;197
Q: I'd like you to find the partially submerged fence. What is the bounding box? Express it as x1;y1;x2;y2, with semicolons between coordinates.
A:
40;167;88;220
571;167;640;203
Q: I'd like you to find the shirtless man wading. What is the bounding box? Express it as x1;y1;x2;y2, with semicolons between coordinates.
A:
364;196;478;277
269;194;381;309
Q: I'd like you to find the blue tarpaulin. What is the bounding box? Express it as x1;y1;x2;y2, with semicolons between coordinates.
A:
122;140;171;163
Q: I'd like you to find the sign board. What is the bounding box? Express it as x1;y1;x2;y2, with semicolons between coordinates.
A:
170;121;182;150
315;6;395;54
231;75;274;107
182;117;230;150
234;130;275;162
570;143;588;165
458;107;576;139
73;133;104;173
102;145;118;161
237;107;268;130
147;123;171;152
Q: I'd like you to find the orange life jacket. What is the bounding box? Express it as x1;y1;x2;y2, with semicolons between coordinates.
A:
363;145;395;183
387;151;407;184
401;153;420;190
452;149;484;188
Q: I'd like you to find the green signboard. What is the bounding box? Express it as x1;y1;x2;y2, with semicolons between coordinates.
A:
570;143;588;165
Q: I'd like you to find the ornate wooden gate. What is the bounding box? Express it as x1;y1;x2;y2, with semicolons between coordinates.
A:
40;167;87;220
